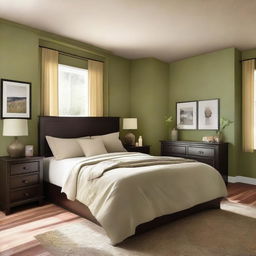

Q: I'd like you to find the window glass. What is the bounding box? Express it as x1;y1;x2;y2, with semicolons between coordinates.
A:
58;64;88;116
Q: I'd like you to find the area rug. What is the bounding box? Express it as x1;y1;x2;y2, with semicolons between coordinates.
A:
36;208;256;256
221;199;256;219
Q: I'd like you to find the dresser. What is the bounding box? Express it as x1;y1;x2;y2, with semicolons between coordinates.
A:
0;156;44;215
160;141;228;182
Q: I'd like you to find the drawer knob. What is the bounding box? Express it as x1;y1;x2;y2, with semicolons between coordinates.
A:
22;180;29;184
23;166;28;170
198;151;204;155
24;192;30;197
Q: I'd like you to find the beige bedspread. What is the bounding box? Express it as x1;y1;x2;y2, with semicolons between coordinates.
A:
62;152;227;244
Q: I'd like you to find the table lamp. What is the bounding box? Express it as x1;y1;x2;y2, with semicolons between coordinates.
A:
123;118;137;146
3;119;28;158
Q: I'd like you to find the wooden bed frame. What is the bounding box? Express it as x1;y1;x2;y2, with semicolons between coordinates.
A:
39;116;222;237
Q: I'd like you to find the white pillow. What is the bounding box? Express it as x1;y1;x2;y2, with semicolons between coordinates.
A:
46;136;89;160
78;139;108;157
91;132;127;153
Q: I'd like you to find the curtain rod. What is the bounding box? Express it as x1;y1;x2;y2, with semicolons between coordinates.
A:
240;57;256;62
39;45;104;63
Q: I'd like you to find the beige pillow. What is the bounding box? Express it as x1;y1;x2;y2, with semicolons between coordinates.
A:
91;132;127;153
78;139;108;157
46;136;89;160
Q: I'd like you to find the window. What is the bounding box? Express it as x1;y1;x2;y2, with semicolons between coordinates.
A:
58;64;88;116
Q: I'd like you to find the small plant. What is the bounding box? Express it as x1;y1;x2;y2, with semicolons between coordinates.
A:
165;115;173;125
219;117;233;132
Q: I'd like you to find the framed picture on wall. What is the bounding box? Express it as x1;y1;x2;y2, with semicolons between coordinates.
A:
1;79;31;119
198;99;219;130
176;101;197;130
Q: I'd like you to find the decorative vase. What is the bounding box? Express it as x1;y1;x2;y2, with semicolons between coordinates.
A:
124;132;135;146
171;128;178;141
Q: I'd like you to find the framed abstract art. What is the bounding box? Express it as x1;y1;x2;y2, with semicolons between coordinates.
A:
176;101;197;130
198;99;219;130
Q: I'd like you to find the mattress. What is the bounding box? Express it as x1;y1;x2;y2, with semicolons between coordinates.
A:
43;156;86;187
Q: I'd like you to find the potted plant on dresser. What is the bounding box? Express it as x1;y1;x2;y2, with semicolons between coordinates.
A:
165;116;178;141
215;117;233;142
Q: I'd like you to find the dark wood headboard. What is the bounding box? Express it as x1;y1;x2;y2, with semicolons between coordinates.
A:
39;116;120;157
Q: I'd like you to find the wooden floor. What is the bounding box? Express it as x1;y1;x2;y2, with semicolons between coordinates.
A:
0;182;255;256
0;204;83;256
225;182;256;206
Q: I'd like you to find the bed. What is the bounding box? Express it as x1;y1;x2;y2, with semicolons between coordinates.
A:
39;116;227;244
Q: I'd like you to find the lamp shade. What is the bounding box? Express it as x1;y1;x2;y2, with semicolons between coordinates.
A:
3;119;28;136
123;118;137;130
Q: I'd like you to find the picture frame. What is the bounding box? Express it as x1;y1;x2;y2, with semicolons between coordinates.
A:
176;101;197;130
25;145;34;157
1;79;31;119
198;99;219;130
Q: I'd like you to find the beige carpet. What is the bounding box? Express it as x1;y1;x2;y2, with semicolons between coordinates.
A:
36;204;256;256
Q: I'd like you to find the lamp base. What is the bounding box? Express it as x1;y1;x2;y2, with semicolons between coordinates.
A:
124;132;135;146
7;137;25;158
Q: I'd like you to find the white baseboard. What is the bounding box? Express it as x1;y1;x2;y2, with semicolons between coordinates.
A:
228;176;256;185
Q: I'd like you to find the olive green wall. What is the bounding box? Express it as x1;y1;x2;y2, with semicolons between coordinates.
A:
108;55;130;118
1;19;254;179
0;21;40;156
241;48;256;61
169;48;240;177
130;58;169;155
0;20;130;155
58;54;88;69
239;146;256;178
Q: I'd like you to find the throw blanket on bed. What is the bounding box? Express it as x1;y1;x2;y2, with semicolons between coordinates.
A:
62;152;227;244
63;152;194;200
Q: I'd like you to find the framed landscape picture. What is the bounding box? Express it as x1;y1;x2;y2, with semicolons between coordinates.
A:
198;99;219;130
176;101;197;130
1;79;31;119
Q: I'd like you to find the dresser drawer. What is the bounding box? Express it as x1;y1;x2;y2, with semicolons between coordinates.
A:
10;173;39;189
188;147;214;158
10;162;39;175
163;145;186;155
10;186;40;203
161;141;228;183
192;157;214;167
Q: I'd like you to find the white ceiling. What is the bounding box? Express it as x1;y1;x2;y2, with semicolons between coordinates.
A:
1;0;256;62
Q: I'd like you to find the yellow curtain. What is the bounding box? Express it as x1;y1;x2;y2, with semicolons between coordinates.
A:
41;48;59;116
88;60;104;116
242;60;255;152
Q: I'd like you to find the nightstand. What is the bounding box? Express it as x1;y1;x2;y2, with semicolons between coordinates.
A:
125;145;150;154
0;156;44;215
